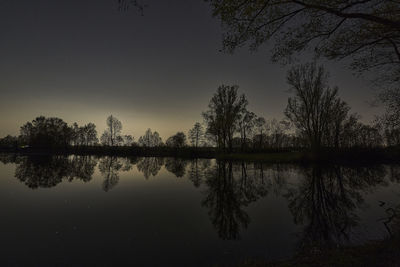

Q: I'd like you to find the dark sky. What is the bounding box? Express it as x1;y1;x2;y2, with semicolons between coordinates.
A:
0;0;380;139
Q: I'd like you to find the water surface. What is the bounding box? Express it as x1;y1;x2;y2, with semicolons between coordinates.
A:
1;154;399;266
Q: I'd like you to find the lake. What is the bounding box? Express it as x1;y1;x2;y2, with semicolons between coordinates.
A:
0;154;399;266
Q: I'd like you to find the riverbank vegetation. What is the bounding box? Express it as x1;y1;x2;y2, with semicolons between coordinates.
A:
1;62;399;162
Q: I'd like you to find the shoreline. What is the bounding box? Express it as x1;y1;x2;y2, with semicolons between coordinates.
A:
1;146;399;164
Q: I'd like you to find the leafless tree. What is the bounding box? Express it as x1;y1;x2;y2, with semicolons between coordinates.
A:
203;85;248;151
101;115;123;146
238;110;256;150
188;122;205;148
284;62;346;150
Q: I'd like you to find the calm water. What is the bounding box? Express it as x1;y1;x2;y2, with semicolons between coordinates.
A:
0;154;399;266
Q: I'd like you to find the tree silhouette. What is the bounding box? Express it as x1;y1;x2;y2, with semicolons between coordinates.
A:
165;132;187;148
19;116;72;148
202;161;250;240
284;62;348;151
201;161;271;240
188;122;205;148
98;156;131;192
238;110;256;150
285;164;388;250
101;115;123;146
187;158;211;187
207;0;400;86
138;128;163;147
71;122;98;146
203;85;248;151
253;116;266;149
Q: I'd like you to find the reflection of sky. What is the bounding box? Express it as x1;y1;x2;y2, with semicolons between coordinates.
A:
1;158;399;265
0;159;299;265
0;0;381;139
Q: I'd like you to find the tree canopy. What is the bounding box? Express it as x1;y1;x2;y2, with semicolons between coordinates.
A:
206;0;400;85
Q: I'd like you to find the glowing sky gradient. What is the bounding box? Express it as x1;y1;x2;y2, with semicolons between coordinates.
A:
0;0;381;140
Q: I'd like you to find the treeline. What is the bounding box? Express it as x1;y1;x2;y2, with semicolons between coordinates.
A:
1;62;399;153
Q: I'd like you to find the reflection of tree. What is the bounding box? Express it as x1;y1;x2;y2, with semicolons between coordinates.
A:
0;153;24;164
202;161;271;240
164;158;188;178
203;161;249;240
187;159;211;187
388;165;400;183
136;157;164;179
13;155;97;189
237;162;269;203
380;203;400;237
285;165;388;250
67;155;97;182
98;156;131;192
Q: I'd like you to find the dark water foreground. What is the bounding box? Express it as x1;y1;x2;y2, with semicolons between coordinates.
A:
0;154;399;266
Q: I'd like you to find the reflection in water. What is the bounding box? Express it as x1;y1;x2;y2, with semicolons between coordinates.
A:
285;165;388;250
188;158;211;187
165;158;189;177
6;155;97;189
136;157;164;179
0;153;399;251
98;156;132;192
380;202;400;237
202;161;272;240
202;161;249;240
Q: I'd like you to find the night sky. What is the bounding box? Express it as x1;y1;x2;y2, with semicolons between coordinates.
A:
0;0;380;139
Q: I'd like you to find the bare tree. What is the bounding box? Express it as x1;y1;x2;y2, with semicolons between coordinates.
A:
188;122;205;148
238;110;256;150
284;62;345;151
101;115;122;146
325;100;350;148
266;119;292;149
83;123;99;146
202;85;248;151
138;128;163;147
253;116;266;149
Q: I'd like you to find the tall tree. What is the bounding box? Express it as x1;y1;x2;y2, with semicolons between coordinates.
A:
188;122;205;148
206;0;400;86
82;123;98;146
254;116;266;148
284;62;346;151
325;100;350;148
202;85;248;151
238;110;256;150
101;115;122;146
